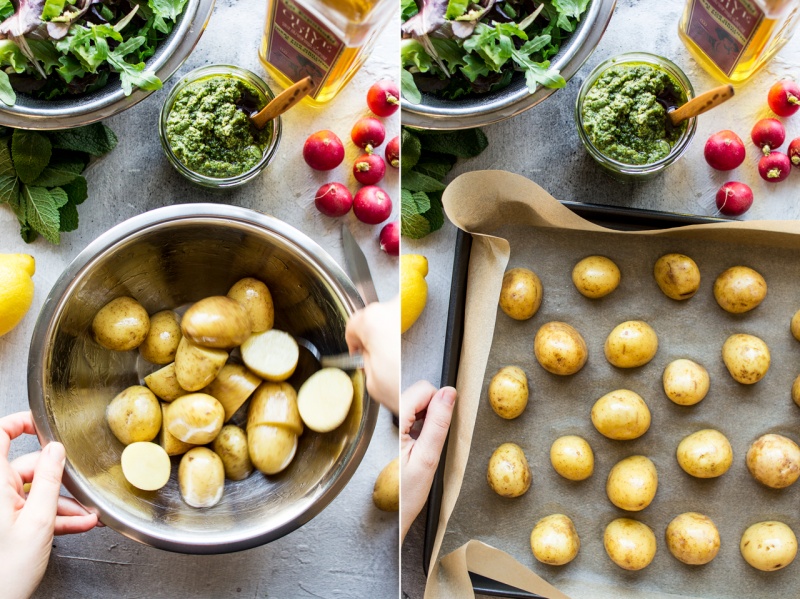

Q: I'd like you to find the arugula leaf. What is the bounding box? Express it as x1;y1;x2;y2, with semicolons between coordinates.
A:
48;123;117;156
511;48;565;93
430;38;466;74
552;0;589;21
445;0;469;19
0;71;15;107
401;69;422;105
42;0;67;21
23;185;61;244
149;0;188;33
107;53;161;95
12;130;52;184
401;0;418;20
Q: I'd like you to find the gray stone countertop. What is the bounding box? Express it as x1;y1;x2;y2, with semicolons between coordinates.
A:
0;1;399;597
401;1;800;597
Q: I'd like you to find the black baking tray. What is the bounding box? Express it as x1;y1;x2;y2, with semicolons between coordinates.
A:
422;201;725;598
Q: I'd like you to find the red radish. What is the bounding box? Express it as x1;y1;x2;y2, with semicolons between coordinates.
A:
303;130;345;170
353;186;392;224
768;80;800;117
716;182;753;217
353;154;386;185
751;118;786;155
789;138;800;168
758;152;791;182
351;118;386;153
367;80;400;117
385;136;399;168
379;221;399;256
704;130;746;171
314;183;353;217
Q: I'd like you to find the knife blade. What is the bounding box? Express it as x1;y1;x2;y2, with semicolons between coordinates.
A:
341;224;379;305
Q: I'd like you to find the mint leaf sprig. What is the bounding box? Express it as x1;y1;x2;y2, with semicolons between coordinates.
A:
400;126;488;240
0;123;117;244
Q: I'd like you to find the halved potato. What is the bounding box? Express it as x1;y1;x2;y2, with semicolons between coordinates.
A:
203;363;262;421
174;338;228;392
247;381;303;435
144;363;188;402
241;329;299;381
158;403;194;456
297;368;354;433
120;442;171;491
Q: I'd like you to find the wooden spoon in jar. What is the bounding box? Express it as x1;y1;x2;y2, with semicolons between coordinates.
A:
249;76;314;129
668;84;734;126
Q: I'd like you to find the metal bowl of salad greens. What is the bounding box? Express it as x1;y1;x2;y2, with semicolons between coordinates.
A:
401;0;616;130
0;0;215;130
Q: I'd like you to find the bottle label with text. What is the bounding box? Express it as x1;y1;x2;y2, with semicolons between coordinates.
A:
684;0;764;75
266;0;345;95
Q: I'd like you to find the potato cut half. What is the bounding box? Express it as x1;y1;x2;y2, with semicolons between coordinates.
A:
241;329;299;382
144;363;188;402
297;367;354;433
203;363;262;421
121;442;171;491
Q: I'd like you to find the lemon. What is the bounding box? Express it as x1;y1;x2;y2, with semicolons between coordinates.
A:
401;254;428;334
0;253;35;337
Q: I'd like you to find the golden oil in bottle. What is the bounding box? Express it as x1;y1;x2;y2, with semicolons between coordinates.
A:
678;0;800;84
259;0;394;103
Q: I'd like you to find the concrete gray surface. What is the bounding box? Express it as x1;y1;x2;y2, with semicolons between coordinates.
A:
400;0;800;597
0;1;399;597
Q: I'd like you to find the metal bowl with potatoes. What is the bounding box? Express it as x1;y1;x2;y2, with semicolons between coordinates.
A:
27;204;377;554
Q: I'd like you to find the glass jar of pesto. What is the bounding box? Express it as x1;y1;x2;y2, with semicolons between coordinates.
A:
159;65;282;189
575;53;697;182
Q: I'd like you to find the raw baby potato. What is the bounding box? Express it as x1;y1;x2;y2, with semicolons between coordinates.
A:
120;442;171;491
139;310;182;365
499;267;542;321
212;424;253;481
550;435;594;481
713;266;767;314
248;381;303;435
174;337;228;391
530;514;580;566
662;359;710;406
591;389;651;441
488;365;528;419
165;393;225;445
204;363;262;421
92;297;150;352
606;455;658;512
793;375;800;408
144;363;188;402
677;429;733;479
106;385;162;445
653;253;701;300
604;518;657;571
666;512;720;565
740;521;798;572
247;424;298;475
604;321;658;369
372;457;399;512
179;447;225;508
297;368;353;433
722;333;770;385
227;277;274;334
791;309;800;342
241;329;299;381
533;322;587;376
487;442;531;498
158;402;194;456
571;255;620;299
746;433;800;489
181;296;252;349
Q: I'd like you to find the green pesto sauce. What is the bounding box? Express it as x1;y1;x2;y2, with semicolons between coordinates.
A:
582;64;687;165
166;75;272;178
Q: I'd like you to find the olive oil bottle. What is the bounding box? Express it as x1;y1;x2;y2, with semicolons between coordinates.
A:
678;0;800;84
259;0;395;103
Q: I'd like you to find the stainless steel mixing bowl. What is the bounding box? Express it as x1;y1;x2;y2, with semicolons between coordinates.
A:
27;204;377;554
0;0;216;130
401;0;617;130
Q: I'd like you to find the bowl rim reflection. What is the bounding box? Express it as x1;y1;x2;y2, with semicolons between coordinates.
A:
27;204;378;554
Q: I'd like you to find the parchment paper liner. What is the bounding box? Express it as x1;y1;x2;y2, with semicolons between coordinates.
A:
424;170;800;599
